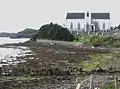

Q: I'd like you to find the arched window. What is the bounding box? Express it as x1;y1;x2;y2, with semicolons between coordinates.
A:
77;22;80;30
87;12;89;17
86;22;89;30
70;22;73;29
94;21;100;30
91;25;94;31
103;22;106;30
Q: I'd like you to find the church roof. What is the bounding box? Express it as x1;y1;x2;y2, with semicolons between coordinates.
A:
91;13;110;19
66;13;85;19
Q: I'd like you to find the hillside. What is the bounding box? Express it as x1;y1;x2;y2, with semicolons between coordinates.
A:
0;32;12;37
0;28;38;38
9;28;38;38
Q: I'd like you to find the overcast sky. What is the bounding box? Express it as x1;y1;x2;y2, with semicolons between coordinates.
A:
0;0;119;32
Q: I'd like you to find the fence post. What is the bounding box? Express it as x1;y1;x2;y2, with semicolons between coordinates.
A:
90;74;94;89
76;77;79;84
115;74;118;89
96;75;99;89
76;76;81;89
76;83;81;89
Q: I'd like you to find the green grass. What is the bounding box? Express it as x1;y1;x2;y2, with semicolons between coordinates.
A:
81;53;120;72
74;34;120;47
101;83;115;89
82;54;112;72
74;34;92;44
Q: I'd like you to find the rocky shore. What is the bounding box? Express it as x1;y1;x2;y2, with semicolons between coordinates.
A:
0;41;120;89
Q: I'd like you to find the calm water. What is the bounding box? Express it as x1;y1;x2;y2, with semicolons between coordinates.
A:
0;37;29;45
0;37;31;67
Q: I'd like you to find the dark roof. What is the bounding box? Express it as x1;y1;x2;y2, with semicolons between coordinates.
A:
66;13;85;19
91;13;110;19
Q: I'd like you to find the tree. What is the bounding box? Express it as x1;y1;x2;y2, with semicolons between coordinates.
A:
30;33;38;41
31;23;75;41
117;24;120;29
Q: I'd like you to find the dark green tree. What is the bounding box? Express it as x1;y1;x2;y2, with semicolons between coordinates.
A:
32;23;75;41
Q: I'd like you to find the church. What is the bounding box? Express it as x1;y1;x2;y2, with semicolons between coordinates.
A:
66;12;111;33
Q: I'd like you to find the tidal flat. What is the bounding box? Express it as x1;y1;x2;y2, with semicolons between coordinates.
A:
0;41;120;89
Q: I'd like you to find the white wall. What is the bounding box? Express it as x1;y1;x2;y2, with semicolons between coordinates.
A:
66;19;85;32
66;16;111;32
92;19;111;30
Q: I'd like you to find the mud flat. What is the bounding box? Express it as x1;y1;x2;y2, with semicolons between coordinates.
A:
0;41;120;89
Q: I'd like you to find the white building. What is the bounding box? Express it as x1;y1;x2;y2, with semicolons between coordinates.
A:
66;12;111;33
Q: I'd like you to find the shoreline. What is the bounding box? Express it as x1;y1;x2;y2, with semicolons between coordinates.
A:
0;41;119;73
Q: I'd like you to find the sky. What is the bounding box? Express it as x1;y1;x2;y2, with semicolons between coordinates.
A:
0;0;119;33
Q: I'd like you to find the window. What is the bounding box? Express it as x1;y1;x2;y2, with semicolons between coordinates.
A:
91;25;94;31
86;22;89;30
87;12;89;17
103;22;106;30
94;21;100;30
77;22;80;30
70;22;73;29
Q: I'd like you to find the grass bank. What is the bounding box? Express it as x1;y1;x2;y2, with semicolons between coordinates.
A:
74;34;120;48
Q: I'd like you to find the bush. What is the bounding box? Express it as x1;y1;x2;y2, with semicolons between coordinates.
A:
112;40;120;47
30;33;38;41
